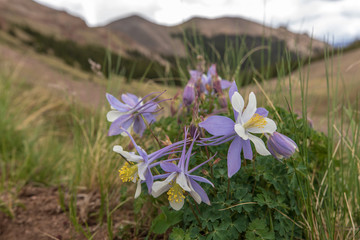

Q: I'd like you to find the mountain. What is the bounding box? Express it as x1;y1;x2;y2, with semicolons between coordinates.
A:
0;0;329;81
107;15;327;57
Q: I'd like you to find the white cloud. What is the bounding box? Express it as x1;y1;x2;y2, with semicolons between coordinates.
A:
33;0;360;44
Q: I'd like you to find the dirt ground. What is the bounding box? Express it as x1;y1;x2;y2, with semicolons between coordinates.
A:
0;186;134;240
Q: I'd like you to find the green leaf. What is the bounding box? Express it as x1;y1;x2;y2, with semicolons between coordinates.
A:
170;227;191;240
233;215;248;233
245;218;275;240
151;206;183;234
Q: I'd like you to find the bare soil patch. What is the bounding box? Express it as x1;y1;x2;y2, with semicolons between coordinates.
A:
0;185;138;240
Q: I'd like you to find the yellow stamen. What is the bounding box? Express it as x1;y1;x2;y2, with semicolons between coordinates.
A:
167;183;185;203
243;113;267;129
118;162;138;182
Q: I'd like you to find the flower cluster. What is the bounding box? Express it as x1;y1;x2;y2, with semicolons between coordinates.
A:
106;64;297;211
183;64;231;106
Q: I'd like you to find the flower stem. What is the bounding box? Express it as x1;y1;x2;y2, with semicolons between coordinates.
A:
141;114;162;148
227;179;231;200
187;199;201;226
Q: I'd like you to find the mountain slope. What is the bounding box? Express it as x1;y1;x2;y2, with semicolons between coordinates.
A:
107;15;327;57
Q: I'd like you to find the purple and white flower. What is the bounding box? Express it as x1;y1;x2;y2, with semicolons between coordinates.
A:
115;129;186;198
200;64;232;95
106;92;163;137
199;82;277;177
151;130;214;211
266;132;298;160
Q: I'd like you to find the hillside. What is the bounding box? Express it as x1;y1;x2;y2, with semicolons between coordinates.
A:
107;15;327;57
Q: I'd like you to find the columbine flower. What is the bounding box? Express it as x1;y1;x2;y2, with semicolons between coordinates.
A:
266;132;298;160
199;82;276;177
115;129;185;198
200;64;232;95
152;130;214;211
106;92;164;137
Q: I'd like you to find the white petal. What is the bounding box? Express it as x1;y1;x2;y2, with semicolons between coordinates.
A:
134;180;142;199
169;198;184;211
113;145;143;162
248;134;271;156
152;173;176;198
231;92;244;115
241;92;257;124
247;118;277;134
137;162;148;180
234;123;248;140
176;172;191;192
107;110;125;122
190;190;202;204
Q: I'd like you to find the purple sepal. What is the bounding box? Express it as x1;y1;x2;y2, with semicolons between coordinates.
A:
227;137;243;178
220;80;232;89
199;116;235;136
121;93;138;107
189;178;211;205
145;169;153;194
242;138;253;160
106;93;129;112
133;115;146;136
108;114;132;136
255;107;268;117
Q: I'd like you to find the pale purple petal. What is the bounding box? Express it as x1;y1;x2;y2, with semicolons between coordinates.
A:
220;80;232;89
199;116;235;136
160;162;181;173
255;107;268;117
242;138;253;160
108;114;133;136
227;137;243;178
133;116;146;136
121;93;138;107
189;178;211;205
106;93;129;112
189;175;214;187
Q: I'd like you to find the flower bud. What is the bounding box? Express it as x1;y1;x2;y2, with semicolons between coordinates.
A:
266;132;298;159
183;81;195;106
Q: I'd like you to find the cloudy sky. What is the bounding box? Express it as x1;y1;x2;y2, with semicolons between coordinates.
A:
34;0;360;46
